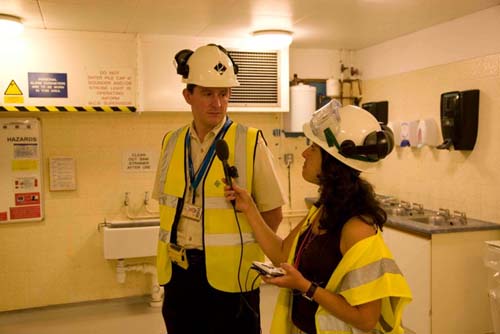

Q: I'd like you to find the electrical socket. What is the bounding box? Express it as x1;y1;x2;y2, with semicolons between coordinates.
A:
284;153;294;165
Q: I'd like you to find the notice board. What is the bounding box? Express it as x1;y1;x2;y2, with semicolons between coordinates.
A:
0;118;44;223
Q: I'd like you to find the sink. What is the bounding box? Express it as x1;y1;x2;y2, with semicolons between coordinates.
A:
103;219;160;259
408;216;446;225
408;216;466;226
387;208;428;218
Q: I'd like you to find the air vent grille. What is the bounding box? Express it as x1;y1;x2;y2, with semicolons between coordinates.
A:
228;50;279;106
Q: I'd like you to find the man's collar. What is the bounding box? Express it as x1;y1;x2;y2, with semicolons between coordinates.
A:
189;116;228;141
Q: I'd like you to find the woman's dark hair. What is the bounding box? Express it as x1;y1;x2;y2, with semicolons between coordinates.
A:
316;148;386;233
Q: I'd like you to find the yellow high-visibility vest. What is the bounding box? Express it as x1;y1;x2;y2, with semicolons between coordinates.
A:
155;122;265;292
271;206;413;334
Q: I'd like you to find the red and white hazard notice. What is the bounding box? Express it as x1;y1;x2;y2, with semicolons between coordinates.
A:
1;118;44;223
10;206;41;220
87;68;135;106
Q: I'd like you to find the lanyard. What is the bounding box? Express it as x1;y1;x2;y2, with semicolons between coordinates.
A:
185;118;233;198
294;206;322;268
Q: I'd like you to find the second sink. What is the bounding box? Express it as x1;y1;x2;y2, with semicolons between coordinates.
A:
409;215;467;226
409;216;448;226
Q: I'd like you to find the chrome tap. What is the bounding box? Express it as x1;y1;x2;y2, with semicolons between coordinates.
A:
437;208;450;219
399;200;411;212
451;210;467;225
411;202;424;215
392;200;411;216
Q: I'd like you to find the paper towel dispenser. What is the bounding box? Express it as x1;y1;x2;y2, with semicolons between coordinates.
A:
362;101;388;125
437;89;479;150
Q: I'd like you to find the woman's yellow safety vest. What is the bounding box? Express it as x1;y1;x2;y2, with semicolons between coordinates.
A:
155;122;265;292
271;206;413;334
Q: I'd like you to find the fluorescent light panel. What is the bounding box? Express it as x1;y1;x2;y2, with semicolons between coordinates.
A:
252;29;293;49
0;14;24;35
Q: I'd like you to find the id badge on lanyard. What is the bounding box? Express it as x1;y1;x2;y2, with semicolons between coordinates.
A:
181;203;202;221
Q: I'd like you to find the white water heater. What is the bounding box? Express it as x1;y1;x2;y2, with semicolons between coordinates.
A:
284;83;316;134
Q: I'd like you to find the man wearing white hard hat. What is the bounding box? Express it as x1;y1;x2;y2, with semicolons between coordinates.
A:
224;100;412;334
152;44;286;334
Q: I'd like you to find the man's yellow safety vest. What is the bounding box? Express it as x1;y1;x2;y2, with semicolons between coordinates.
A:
155;122;265;292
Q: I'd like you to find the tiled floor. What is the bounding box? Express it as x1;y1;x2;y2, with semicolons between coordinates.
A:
0;284;280;334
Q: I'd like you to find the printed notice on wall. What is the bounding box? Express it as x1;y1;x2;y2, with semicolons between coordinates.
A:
87;68;135;106
0;118;44;223
123;151;156;172
28;72;68;98
49;156;76;191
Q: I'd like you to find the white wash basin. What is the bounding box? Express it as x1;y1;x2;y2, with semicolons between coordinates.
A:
103;219;160;259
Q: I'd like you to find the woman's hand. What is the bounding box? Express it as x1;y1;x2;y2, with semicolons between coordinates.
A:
261;263;311;293
223;180;255;213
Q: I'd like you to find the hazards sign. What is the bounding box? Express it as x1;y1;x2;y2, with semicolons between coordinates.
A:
0;118;43;223
3;80;24;104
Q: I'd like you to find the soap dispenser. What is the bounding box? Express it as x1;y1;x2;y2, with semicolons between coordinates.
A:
437;89;479;150
362;101;388;125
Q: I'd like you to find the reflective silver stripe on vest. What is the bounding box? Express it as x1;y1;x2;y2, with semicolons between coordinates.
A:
158;228;171;242
317;314;351;332
357;329;383;334
205;233;256;246
205;196;232;209
363;328;383;334
158;127;184;197
158;193;179;208
234;124;248;189
317;258;400;333
317;314;384;333
337;258;402;293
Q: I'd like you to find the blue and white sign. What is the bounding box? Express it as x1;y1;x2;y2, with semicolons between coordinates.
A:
28;72;68;98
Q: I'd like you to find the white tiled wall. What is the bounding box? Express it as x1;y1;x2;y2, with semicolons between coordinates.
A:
362;54;500;224
0;111;316;312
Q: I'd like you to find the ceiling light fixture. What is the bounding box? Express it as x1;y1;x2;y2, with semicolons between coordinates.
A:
252;29;293;49
0;14;24;36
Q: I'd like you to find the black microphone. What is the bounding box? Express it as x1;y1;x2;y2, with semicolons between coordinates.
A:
215;139;233;188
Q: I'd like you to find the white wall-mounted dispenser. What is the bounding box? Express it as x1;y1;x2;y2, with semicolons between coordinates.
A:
416;118;440;148
326;77;341;98
284;83;316;136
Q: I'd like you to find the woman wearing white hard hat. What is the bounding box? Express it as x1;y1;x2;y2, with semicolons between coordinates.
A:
225;100;411;334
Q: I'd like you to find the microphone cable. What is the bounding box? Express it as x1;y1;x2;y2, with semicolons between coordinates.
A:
231;204;261;333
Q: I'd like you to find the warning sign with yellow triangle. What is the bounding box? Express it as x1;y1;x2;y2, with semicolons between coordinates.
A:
4;80;24;104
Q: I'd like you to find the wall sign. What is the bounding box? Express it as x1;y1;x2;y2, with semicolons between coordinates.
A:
28;72;68;98
49;156;76;191
0;118;43;223
3;80;24;104
87;68;134;106
122;151;156;172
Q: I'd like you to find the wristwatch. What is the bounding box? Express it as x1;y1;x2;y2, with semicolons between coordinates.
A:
303;281;319;301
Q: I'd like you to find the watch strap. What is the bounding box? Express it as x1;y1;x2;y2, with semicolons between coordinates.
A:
304;281;319;301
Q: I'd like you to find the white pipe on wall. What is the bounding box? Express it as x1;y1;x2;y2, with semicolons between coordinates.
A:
116;259;163;307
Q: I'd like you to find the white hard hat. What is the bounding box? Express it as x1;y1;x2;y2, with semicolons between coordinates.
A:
303;100;394;172
174;44;240;87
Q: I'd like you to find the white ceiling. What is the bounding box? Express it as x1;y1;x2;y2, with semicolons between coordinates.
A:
1;0;500;50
